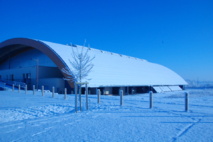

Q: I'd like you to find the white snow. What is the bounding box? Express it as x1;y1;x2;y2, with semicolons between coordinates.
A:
40;40;187;87
0;89;213;142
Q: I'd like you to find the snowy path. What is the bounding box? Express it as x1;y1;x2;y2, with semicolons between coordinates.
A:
0;89;213;142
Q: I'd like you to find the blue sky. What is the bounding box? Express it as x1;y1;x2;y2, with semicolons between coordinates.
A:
0;0;213;81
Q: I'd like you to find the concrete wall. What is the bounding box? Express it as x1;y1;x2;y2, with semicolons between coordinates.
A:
39;66;63;78
39;78;65;93
0;48;66;91
0;66;63;80
0;49;56;70
0;66;65;91
0;66;36;82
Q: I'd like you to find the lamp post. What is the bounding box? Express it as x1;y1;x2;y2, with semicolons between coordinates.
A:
33;59;39;91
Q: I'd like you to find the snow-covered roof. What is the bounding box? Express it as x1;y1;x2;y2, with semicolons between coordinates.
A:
39;40;187;87
0;38;187;88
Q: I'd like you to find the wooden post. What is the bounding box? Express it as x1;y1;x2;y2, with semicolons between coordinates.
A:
79;85;82;111
64;88;67;100
52;87;55;98
86;84;88;110
149;91;153;109
42;86;44;96
33;85;35;95
185;92;189;112
12;84;14;92
18;85;20;93
97;89;101;104
75;83;78;113
25;85;27;94
120;89;123;106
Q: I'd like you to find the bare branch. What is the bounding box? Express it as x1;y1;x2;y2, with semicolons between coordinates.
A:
61;46;95;84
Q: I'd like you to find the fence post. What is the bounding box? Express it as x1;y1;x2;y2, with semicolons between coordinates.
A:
79;85;82;111
52;87;55;98
120;89;123;106
75;83;78;113
25;85;27;94
42;86;44;96
97;89;101;104
18;85;20;93
12;84;14;92
86;84;88;110
149;91;153;109
185;92;189;112
33;85;35;95
64;88;67;100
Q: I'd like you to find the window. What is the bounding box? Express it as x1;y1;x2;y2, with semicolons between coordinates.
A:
26;73;31;79
23;74;26;83
10;74;14;81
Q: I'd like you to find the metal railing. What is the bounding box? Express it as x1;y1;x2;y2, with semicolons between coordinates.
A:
0;79;26;89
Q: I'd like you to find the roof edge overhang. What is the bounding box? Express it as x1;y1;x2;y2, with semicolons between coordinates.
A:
0;38;74;88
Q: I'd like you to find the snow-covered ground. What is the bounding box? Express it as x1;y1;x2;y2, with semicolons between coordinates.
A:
0;89;213;142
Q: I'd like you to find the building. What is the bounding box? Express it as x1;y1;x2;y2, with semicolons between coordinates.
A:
0;38;187;94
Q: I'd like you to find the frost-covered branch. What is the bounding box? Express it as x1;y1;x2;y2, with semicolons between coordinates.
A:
61;67;76;82
61;45;95;84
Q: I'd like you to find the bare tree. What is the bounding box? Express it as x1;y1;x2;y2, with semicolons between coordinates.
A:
62;46;95;84
62;45;95;111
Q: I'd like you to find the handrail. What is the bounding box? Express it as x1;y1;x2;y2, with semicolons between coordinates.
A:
0;79;26;89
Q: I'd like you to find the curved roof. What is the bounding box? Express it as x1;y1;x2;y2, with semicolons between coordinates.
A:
0;38;187;87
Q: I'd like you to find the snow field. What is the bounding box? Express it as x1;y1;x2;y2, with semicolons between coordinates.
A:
0;89;213;142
